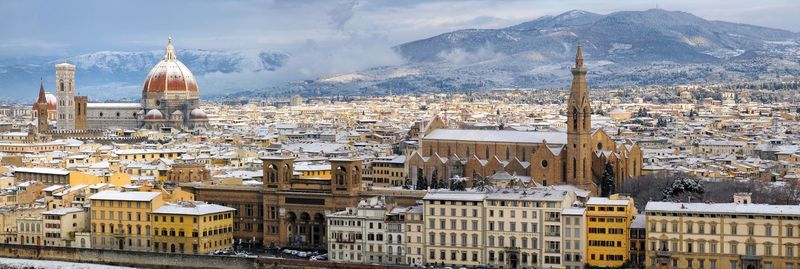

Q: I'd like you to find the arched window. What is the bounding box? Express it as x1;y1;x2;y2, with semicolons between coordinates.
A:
573;158;577;179
572;108;578;130
485;146;490;159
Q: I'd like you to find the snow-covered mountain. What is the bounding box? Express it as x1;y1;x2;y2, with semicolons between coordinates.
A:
251;9;800;98
0;49;288;102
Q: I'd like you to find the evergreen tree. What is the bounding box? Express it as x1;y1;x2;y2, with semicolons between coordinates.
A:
473;175;494;192
600;163;616;197
449;178;466;191
415;169;427;190
430;170;439;189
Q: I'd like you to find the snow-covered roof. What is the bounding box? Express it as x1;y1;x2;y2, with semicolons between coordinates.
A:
89;190;161;201
587;197;631;206
425;129;567;144
645;201;800;216
87;103;142;109
423;190;486;201
42;207;84;216
153;202;235;216
14;167;70;176
630;214;646;228
562;207;586;215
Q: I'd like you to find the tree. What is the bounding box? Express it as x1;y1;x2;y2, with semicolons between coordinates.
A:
449;177;466;191
403;176;412;189
662;175;704;202
600;163;616;197
415;168;427;190
473;175;494;192
430;169;439;189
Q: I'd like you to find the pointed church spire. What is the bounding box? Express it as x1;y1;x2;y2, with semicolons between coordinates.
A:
37;78;47;104
575;41;583;68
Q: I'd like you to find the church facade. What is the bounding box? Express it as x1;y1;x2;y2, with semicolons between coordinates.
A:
33;37;208;132
408;46;643;194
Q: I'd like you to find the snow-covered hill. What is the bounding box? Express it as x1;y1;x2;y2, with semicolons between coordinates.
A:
245;9;800;98
0;49;288;102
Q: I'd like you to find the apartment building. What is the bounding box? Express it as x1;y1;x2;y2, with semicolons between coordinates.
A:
327;197;388;264
484;190;577;269
422;188;581;269
401;205;425;266
89;190;164;251
369;155;406;187
151;201;235;254
645;193;800;269
563;207;587;269
42;207;87;247
424;191;485;268
586;194;637;267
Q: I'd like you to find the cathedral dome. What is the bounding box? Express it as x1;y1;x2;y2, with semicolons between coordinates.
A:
189;108;207;120
144;109;164;120
142;37;198;94
43;93;57;110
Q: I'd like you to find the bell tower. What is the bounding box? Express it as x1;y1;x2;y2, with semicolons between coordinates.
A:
262;156;294;191
566;44;594;190
330;158;363;195
35;80;50;133
55;63;76;130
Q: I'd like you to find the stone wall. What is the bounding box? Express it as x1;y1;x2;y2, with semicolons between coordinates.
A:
0;244;260;269
0;244;416;269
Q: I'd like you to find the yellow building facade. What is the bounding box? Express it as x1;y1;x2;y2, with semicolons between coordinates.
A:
89;190;164;251
586;194;637;267
151;201;235;254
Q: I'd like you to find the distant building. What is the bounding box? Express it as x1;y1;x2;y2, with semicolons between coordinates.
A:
32;37;209;131
409;46;643;195
290;95;303;106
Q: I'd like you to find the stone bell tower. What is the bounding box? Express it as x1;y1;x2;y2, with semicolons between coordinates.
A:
55;63;76;130
565;44;595;192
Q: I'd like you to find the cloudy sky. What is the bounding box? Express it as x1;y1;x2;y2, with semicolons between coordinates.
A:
1;0;798;99
2;0;798;57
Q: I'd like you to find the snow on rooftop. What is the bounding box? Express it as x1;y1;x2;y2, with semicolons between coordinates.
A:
645;201;800;216
14;167;70;175
42;207;84;215
89;190;161;201
587;197;632;206
153;202;235;216
86;103;142;109
425;129;567;144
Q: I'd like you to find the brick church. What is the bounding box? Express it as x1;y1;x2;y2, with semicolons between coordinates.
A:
408;46;643;194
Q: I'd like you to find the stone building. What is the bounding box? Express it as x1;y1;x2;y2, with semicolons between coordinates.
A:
166;163;210;183
645;193;800;269
408;46;643;194
261;156;364;249
32;37;209;132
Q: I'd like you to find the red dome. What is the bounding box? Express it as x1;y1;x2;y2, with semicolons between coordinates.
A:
142;37;198;94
